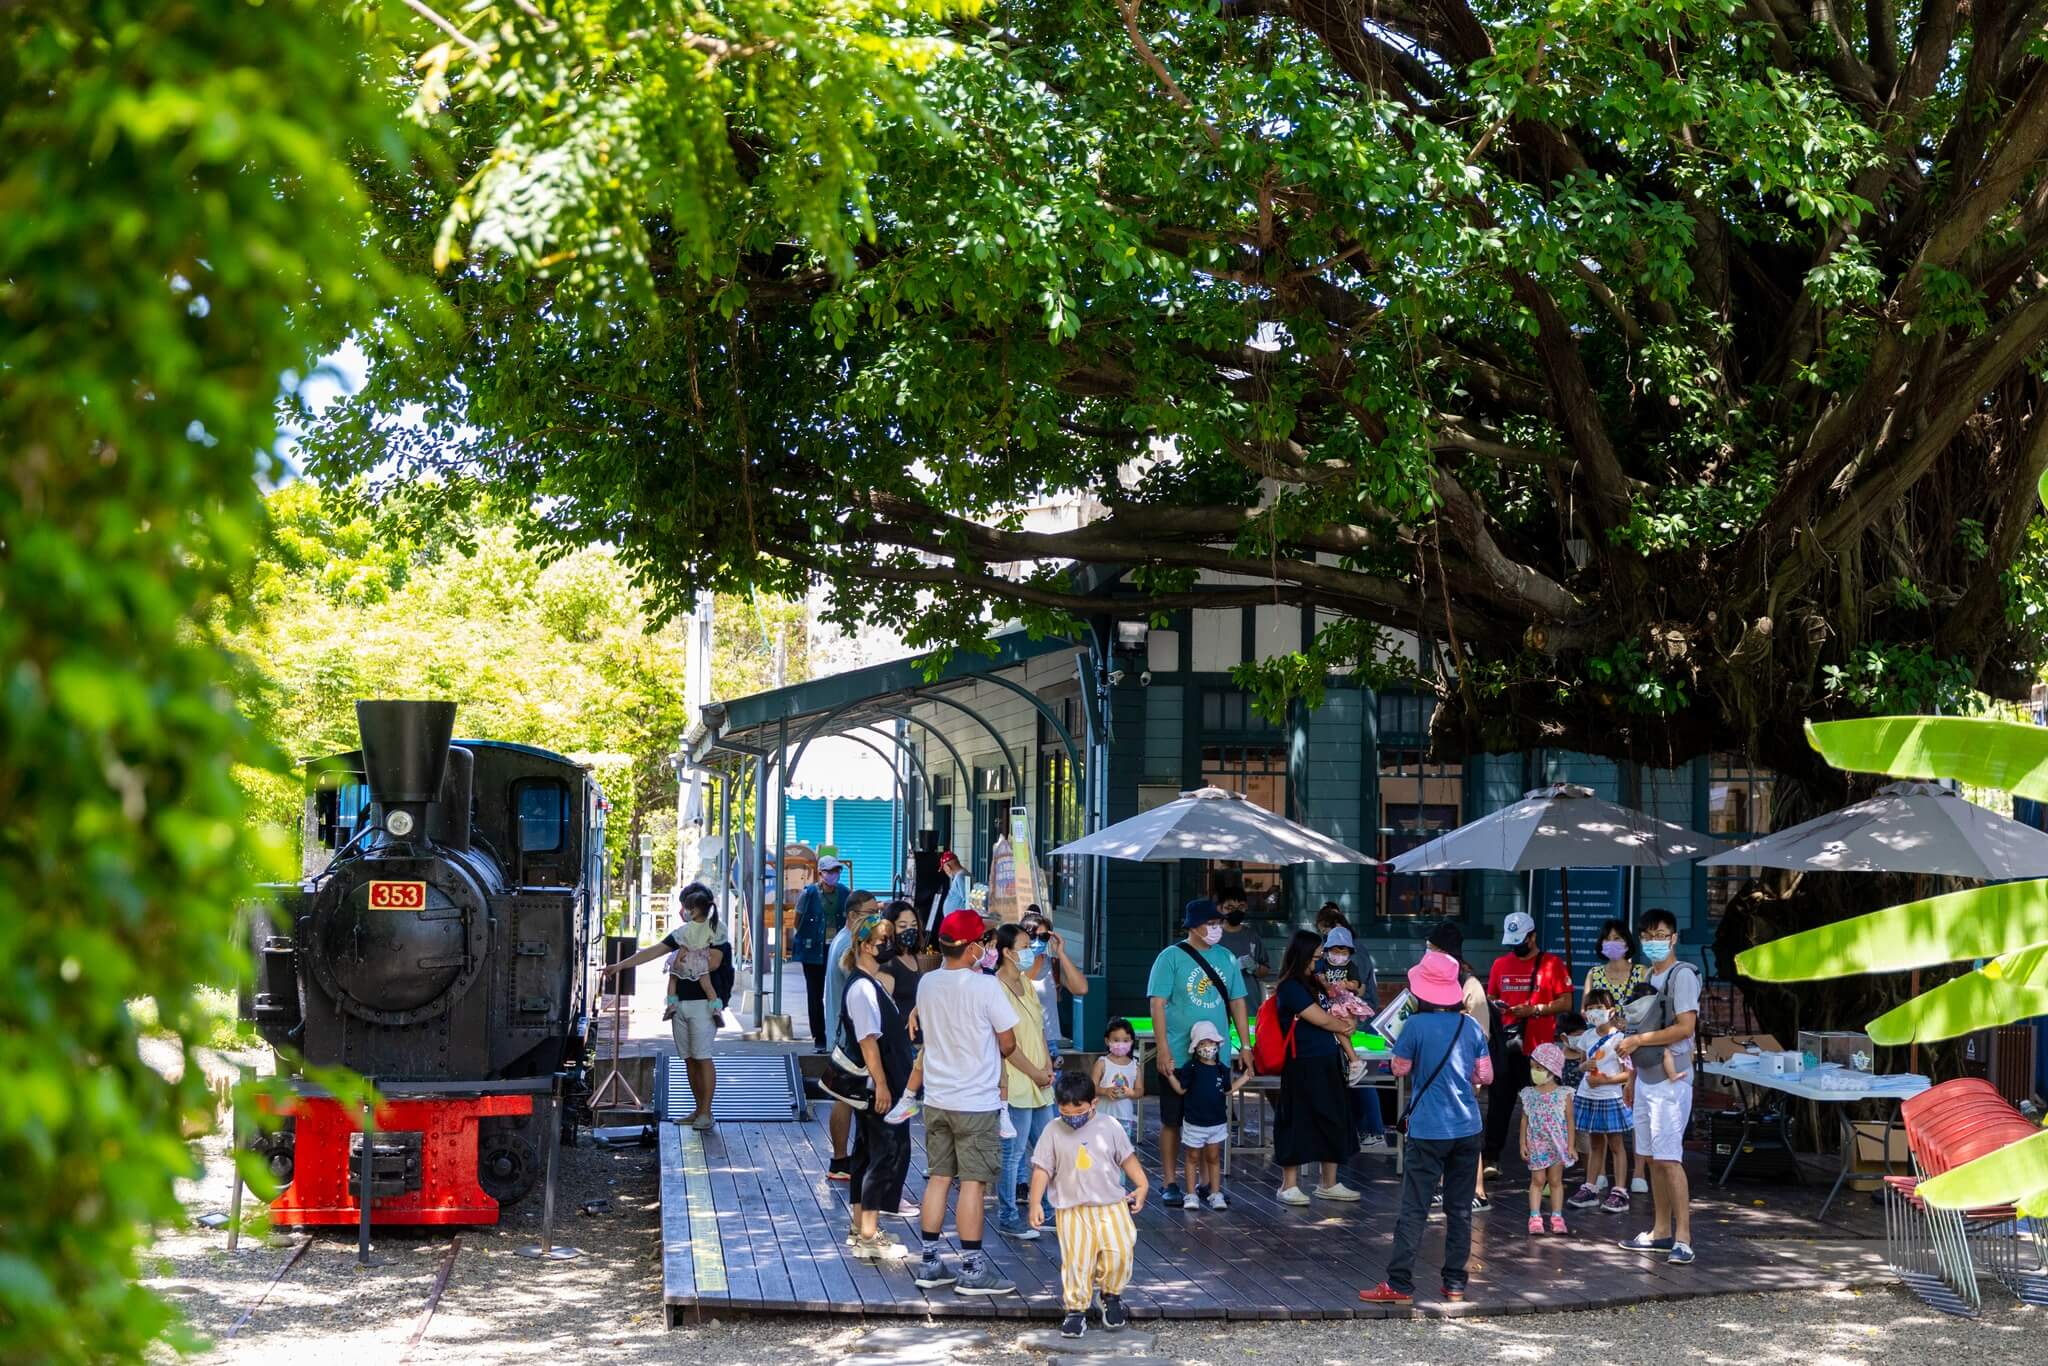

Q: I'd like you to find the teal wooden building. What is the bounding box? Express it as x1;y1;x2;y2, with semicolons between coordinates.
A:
686;603;1770;1041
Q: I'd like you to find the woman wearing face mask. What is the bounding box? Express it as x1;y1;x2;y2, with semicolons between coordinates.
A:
1582;918;1651;1200
839;913;918;1261
992;923;1058;1240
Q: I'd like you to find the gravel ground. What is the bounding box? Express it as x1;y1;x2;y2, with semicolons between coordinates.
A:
147;1129;2037;1365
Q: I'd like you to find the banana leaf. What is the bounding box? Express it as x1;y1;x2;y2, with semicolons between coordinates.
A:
1917;1126;2048;1212
1866;944;2048;1043
1805;716;2048;802
1736;878;2048;981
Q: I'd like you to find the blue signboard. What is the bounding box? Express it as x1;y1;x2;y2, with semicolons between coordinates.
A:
1534;867;1627;975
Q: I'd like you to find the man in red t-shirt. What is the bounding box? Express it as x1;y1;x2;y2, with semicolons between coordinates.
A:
1483;911;1574;1175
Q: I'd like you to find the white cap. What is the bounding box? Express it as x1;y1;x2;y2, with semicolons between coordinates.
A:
1500;910;1537;946
817;855;843;872
1189;1020;1225;1047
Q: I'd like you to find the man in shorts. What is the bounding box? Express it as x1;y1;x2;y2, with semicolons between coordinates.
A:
912;909;1021;1296
1616;908;1701;1266
1145;898;1250;1206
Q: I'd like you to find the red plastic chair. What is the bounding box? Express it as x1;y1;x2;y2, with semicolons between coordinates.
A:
1886;1079;2047;1314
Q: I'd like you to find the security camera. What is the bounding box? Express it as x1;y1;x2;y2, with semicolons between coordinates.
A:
1139;670;1153;687
1108;668;1126;686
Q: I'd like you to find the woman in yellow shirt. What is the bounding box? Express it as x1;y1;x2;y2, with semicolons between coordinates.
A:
993;922;1057;1241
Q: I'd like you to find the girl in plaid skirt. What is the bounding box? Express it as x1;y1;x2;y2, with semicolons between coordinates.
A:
1568;989;1635;1214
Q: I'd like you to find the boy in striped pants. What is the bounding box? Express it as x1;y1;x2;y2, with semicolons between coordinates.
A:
1029;1070;1149;1338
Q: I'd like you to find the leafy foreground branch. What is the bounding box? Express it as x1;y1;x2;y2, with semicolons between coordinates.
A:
314;0;2048;776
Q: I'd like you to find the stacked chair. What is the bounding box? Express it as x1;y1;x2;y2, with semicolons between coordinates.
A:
1885;1078;2048;1314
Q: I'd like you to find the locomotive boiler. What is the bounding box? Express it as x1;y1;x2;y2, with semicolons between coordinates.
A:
242;699;606;1226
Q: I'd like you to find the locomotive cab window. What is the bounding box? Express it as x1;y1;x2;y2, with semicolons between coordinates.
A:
515;781;568;852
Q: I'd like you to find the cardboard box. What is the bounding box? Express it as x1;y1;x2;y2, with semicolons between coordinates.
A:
1764;1050;1806;1075
1800;1029;1875;1072
1846;1119;1913;1190
1701;1034;1784;1100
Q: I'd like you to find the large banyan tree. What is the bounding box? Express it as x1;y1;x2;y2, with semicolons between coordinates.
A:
318;0;2048;784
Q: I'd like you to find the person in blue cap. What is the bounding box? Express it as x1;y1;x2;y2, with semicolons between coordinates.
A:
1145;898;1251;1206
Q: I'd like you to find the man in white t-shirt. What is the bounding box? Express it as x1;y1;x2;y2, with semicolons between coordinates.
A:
1616;908;1701;1267
912;909;1020;1297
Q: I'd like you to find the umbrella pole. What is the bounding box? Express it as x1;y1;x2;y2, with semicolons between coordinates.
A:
1558;866;1573;977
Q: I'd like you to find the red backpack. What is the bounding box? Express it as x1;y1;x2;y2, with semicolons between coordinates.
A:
1251;994;1297;1076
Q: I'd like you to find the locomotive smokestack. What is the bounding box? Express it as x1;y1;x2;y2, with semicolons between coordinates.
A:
356;700;456;841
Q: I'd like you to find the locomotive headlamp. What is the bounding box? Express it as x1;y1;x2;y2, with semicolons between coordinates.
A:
386;809;416;837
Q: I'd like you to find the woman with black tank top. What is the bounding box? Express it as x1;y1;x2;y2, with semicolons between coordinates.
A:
840;911;918;1261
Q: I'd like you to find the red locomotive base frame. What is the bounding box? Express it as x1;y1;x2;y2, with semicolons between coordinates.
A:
266;1094;534;1227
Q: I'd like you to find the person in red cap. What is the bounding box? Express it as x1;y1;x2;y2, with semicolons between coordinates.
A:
910;908;1021;1297
1361;949;1493;1307
938;849;972;919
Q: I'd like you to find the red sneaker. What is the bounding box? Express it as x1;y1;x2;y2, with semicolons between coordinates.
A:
1442;1286;1466;1302
1359;1282;1414;1305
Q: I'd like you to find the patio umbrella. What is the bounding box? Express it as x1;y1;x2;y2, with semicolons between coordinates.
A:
1699;780;2048;880
1385;783;1719;970
1700;780;2048;1069
1048;786;1377;865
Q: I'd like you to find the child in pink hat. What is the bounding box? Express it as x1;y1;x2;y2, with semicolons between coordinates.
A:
1520;1041;1575;1235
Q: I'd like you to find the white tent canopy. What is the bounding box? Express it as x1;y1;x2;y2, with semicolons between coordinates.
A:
1050;786;1376;865
1700;780;2048;880
1386;783;1719;874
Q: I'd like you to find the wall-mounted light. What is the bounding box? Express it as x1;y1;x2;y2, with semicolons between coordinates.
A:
1115;619;1150;653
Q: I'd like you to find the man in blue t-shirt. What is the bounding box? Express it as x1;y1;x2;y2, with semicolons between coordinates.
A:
1145;898;1250;1206
1362;949;1493;1307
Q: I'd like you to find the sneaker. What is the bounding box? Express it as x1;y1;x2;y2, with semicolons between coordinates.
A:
1060;1310;1086;1338
1101;1292;1129;1329
1471;1195;1492;1212
1619;1232;1674;1254
1359;1281;1413;1305
1631;1176;1649;1195
883;1095;919;1125
1566;1183;1602;1210
913;1254;956;1288
846;1228;903;1248
1207;1190;1230;1210
1358;1134;1390;1152
1548;1214;1569;1235
1347;1057;1370;1086
826;1156;853;1183
894;1198;923;1219
1668;1241;1696;1265
1313;1183;1361;1202
954;1259;1017;1297
1278;1186;1311;1206
1429;1192;1443;1210
1483;1162;1502;1179
1181;1191;1199;1210
1602;1189;1631;1214
996;1213;1039;1241
1442;1285;1466;1302
850;1235;910;1262
1161;1182;1184;1206
1527;1215;1545;1235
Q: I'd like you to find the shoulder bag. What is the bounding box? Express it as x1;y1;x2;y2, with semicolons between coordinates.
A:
1396;1014;1471;1136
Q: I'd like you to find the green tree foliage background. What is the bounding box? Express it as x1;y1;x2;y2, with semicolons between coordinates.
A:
226;483;809;889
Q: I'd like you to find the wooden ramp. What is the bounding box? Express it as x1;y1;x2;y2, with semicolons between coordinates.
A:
658;1112;1894;1325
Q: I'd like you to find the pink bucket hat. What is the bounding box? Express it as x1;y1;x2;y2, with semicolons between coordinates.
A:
1407;949;1464;1008
1530;1042;1567;1078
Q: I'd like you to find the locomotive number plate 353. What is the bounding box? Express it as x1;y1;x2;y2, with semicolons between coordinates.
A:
367;880;428;911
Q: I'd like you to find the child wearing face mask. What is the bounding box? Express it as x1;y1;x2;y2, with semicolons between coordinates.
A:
1029;1070;1149;1339
1175;1020;1237;1210
1093;1019;1145;1144
1566;989;1635;1212
1519;1042;1575;1235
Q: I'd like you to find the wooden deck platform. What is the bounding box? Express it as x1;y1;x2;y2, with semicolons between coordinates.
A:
659;1110;1894;1324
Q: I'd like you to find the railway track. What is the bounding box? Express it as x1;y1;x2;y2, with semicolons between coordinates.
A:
224;1230;464;1359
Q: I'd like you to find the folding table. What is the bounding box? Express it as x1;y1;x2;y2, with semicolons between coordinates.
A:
1700;1059;1929;1218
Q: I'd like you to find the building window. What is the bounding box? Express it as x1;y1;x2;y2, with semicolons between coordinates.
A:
1200;690;1280;734
1374;693;1463;921
1201;744;1288;919
1038;696;1082;912
974;764;1014;797
1706;754;1776;918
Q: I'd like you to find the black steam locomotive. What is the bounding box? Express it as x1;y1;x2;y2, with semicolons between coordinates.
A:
242;700;606;1226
